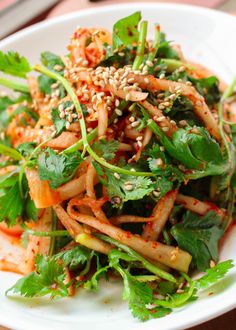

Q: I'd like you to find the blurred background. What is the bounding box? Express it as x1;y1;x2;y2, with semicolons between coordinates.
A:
0;0;236;39
0;0;236;329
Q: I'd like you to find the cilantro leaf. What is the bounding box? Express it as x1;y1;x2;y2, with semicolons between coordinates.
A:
25;197;38;221
92;139;119;161
112;11;141;50
190;76;221;106
6;255;68;298
0;171;19;188
56;245;91;270
0;183;24;226
84;265;110;291
196;259;234;289
0;51;31;78
0;96;15;130
105;171;154;203
38;75;66;98
38;148;82;189
171;211;224;271
17;142;36;158
40;51;65;74
157;33;180;60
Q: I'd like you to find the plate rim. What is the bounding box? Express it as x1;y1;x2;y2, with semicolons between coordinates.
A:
0;3;236;330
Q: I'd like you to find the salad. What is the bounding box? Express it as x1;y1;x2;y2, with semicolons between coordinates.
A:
0;11;235;321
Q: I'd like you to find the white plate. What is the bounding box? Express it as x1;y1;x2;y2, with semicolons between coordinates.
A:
0;3;236;330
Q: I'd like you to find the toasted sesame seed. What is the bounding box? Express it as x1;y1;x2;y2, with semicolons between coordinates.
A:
115;108;123;116
155;116;165;122
144;77;150;84
115;99;120;107
178;65;185;72
114;172;121;180
169;93;176;100
65;122;70;130
178;78;183;83
87;127;93;132
162;127;169;132
176;289;184;294
129;116;135;122
146;60;154;67
82;60;88;66
179;120;188;127
58;104;64;112
139;63;144;70
127;77;135;83
158;104;165;110
160;146;165;152
163;101;170;107
131;120;140;128
170;254;177;261
186;81;192;86
54;89;60;97
130;168;136;172
125;92;131;101
118;52;125;56
153;190;160;197
59;112;65;119
210;260;216;268
124;183;134;191
114;118;118;124
51;82;59;89
159;73;165;79
136;136;143;141
54;64;63;71
137;141;142;148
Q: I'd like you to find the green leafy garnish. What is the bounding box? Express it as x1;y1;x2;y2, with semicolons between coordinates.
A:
171;211;224;271
6;255;68;298
112;11;141;50
0;51;31;78
40;51;65;74
38;148;82;189
92;138;119;161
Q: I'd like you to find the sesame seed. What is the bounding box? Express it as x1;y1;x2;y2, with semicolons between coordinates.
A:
169;93;176;100
210;260;216;268
136;136;143;141
146;60;154;67
67;114;73;123
115;108;123;116
159;73;165;79
118;52;125;56
163;101;170;107
142;70;148;75
158;104;165;110
139;63;144;70
124;182;134;191
178;79;183;83
176;289;184;294
82;60;88;66
162;127;169;132
142;65;148;72
131;120;140;128
125;93;131;101
72;113;78;119
114;172;121;180
54;64;63;71
186;81;192;86
51;82;59;89
54;89;60;97
114;118;118;124
179;120;188;127
170;254;177;261
58;104;64;112
155;116;165;122
157;93;164;99
87;127;93;132
115;99;120;107
160;146;165;151
178;65;185;72
127;77;135;83
130;168;136;172
59;112;65;119
137;141;142;148
153;190;160;197
129;116;135;122
144;77;150;84
65;122;70;130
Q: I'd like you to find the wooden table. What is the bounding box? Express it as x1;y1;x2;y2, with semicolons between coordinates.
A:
0;0;235;329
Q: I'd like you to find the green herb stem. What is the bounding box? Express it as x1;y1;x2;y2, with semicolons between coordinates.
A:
222;77;236;100
0;76;29;93
62;128;98;155
162;59;196;72
97;234;176;283
147;24;161;62
35;64;154;177
132;21;148;71
22;223;70;237
49;209;58;256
